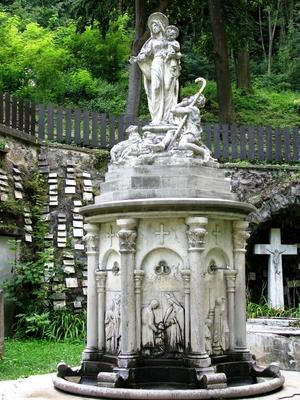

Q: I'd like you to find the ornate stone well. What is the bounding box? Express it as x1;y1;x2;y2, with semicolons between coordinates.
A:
54;12;284;399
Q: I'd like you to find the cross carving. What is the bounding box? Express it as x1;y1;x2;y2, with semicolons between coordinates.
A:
212;224;221;245
155;224;170;245
107;225;115;247
254;228;297;308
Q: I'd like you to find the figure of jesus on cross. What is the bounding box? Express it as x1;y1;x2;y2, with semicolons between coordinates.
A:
254;228;297;308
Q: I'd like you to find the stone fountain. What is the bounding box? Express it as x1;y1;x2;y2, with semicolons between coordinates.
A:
54;12;284;399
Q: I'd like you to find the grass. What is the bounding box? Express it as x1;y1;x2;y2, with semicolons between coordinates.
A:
247;300;300;320
0;339;84;380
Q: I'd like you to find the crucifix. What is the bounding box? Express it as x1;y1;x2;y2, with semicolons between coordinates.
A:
254;228;297;308
155;224;170;245
107;225;115;247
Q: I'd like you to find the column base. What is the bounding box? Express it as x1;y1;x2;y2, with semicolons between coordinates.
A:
184;352;212;369
117;352;139;369
82;346;102;362
232;348;252;361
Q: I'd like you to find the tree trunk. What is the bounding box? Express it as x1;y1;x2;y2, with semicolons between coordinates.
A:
208;0;235;124
125;0;146;118
267;0;281;76
259;7;267;62
235;47;252;93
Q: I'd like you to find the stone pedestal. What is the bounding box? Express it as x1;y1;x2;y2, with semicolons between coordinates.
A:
78;160;256;384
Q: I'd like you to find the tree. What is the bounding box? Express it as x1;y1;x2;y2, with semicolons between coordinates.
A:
208;0;235;123
72;0;173;118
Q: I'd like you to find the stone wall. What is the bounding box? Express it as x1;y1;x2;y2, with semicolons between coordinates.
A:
247;319;300;371
0;127;107;312
227;165;300;224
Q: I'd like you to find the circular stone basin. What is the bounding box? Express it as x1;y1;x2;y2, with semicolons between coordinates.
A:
53;375;284;399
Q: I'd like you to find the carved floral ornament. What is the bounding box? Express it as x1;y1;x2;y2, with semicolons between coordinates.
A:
233;221;250;250
117;229;137;252
186;226;207;249
83;230;99;253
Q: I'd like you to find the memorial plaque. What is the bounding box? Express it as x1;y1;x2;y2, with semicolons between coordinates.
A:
83;179;92;187
66;179;76;186
65;278;78;288
73;228;84;238
65;186;76;194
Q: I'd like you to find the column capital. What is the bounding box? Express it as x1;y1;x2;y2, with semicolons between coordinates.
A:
117;218;138;253
232;220;249;252
83;223;99;254
185;217;208;251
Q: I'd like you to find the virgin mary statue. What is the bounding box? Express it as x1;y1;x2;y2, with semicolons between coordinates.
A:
130;13;181;125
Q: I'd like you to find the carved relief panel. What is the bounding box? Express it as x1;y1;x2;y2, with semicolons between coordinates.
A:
141;247;185;355
102;249;121;354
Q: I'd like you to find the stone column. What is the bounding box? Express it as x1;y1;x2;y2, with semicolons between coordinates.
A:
185;217;211;370
224;270;238;351
134;270;145;351
95;270;107;354
181;269;191;350
232;220;250;356
117;218;138;368
82;223;100;361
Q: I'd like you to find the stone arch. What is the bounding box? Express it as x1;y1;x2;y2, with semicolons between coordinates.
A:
246;188;300;307
248;183;300;224
101;249;120;270
204;247;229;316
204;247;230;272
102;249;121;296
140;247;184;272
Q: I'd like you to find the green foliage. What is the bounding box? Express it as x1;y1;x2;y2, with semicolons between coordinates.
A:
13;310;86;341
93;149;110;170
46;311;86;341
0;195;24;216
2;171;53;314
247;298;300;319
3;247;54;311
0;11;131;106
79;78;128;114
0;339;84;380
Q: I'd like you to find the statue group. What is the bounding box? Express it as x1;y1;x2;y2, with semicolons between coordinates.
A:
111;12;214;165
